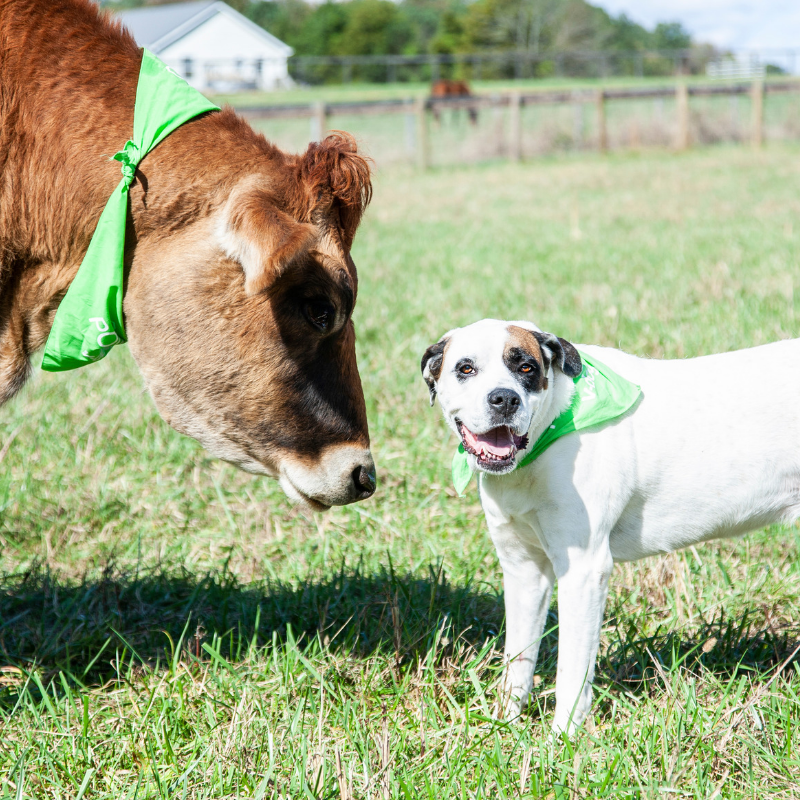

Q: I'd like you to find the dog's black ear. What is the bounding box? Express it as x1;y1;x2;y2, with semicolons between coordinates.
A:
421;337;449;406
533;332;582;378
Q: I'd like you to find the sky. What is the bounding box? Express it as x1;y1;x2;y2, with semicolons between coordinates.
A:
596;1;800;53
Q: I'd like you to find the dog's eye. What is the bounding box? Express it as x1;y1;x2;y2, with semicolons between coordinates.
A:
459;364;475;375
520;363;535;373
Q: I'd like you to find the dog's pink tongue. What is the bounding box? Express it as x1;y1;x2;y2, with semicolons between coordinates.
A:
463;425;515;456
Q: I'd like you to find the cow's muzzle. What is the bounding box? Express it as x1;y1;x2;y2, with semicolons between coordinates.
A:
279;446;376;510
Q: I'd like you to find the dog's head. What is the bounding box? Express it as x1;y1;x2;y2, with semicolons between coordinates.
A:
421;319;582;475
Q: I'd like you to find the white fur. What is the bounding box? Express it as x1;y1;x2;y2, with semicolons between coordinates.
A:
215;205;262;288
429;319;800;734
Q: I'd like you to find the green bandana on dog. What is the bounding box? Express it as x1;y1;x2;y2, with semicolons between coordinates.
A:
41;49;218;372
451;351;641;495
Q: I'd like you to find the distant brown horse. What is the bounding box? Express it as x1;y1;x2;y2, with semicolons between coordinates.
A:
430;80;478;125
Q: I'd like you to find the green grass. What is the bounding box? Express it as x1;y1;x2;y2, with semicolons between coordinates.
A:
2;144;800;797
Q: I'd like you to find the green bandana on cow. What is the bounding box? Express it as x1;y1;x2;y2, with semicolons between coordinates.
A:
451;351;642;496
41;49;218;372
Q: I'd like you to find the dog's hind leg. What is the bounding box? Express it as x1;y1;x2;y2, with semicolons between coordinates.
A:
488;518;555;720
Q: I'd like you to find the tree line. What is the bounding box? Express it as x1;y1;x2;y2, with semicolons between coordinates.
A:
109;0;696;61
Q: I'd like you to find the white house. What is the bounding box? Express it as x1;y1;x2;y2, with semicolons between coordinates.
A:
117;1;294;91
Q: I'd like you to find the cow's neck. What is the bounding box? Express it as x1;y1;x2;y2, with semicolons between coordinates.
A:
0;1;282;404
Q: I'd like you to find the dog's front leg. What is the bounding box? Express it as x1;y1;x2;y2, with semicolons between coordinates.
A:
550;548;613;735
488;520;555;720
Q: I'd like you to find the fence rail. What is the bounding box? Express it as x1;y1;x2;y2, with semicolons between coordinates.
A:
239;79;800;168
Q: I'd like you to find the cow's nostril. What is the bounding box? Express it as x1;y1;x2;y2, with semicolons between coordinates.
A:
352;465;377;499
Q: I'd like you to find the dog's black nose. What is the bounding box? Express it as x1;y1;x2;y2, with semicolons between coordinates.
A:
488;388;521;416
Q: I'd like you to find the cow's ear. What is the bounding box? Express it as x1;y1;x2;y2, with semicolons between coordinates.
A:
219;179;318;295
421;337;449;406
299;132;372;250
533;332;582;378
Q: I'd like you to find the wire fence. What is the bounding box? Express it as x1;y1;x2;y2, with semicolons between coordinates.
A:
166;48;800;92
287;48;800;87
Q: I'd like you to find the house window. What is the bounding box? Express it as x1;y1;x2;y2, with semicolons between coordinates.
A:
183;58;193;79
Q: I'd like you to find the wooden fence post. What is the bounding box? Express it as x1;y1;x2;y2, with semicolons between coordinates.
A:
415;96;430;171
509;91;522;162
310;101;328;142
751;79;764;148
404;104;416;157
595;90;607;152
572;101;584;147
675;82;690;150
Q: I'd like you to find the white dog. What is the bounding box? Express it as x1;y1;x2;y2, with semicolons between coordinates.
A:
421;318;800;734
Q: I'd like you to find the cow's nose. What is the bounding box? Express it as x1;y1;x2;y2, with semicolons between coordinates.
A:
488;388;521;416
351;462;377;500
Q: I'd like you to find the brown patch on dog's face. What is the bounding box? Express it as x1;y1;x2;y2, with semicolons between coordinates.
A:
504;326;549;392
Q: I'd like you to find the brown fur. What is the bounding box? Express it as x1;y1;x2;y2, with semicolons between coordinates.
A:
0;0;374;494
505;326;543;361
430;80;472;98
420;336;450;404
505;326;548;391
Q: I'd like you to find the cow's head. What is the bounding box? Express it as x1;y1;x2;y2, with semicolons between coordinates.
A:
125;132;375;510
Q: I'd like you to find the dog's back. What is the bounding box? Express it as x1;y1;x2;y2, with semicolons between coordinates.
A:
563;339;800;560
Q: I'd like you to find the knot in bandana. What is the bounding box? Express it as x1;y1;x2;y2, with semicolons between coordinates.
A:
41;50;219;372
451;351;642;495
113;140;141;185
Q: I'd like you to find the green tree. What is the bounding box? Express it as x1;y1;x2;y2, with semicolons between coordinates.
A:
293;2;350;56
606;12;653;51
429;9;466;55
653;21;692;51
329;0;414;55
246;0;313;50
235;0;700;71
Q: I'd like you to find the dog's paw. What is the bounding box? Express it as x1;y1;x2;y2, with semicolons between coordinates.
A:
550;712;587;740
492;693;526;722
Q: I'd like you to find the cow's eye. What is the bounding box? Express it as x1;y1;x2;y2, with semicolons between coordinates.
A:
520;363;535;373
304;300;335;332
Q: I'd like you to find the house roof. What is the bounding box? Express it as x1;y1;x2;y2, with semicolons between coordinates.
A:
117;1;293;56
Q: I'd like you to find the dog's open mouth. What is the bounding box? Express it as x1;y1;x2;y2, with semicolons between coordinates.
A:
457;421;529;471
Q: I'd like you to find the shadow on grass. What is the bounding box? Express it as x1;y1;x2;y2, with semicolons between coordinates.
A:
598;611;800;696
0;563;796;702
0;561;505;686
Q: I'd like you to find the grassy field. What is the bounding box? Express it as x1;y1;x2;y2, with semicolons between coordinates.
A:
2;144;800;797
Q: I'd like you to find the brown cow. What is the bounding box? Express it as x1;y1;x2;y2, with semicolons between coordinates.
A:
0;0;375;510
